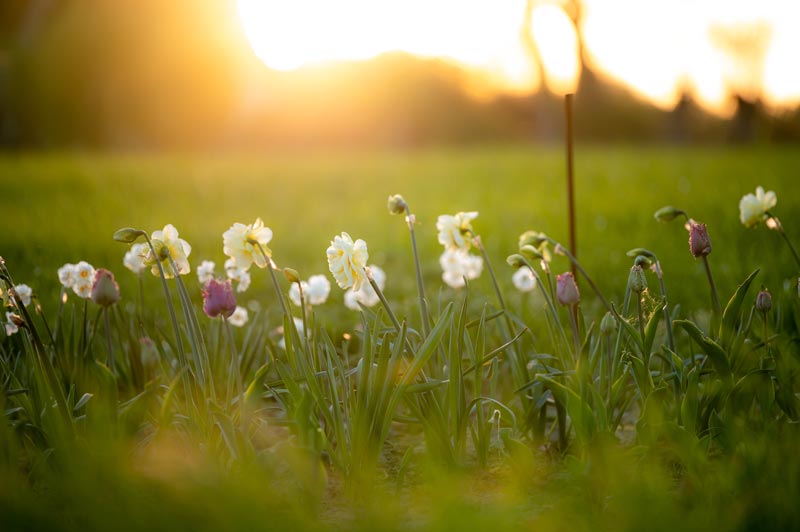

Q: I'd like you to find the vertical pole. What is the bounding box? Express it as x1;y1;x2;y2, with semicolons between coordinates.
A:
565;94;576;279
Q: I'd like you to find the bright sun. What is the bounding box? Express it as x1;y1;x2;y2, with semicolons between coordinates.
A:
238;0;800;114
237;0;579;94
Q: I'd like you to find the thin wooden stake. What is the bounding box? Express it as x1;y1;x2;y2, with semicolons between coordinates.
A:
565;94;577;279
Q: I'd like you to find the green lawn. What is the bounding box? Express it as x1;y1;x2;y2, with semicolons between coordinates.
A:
2;145;800;532
2;145;799;319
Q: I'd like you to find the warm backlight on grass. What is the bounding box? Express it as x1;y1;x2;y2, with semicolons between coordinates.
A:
238;0;800;114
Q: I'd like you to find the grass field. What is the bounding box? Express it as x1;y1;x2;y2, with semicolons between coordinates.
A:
3;145;800;318
2;144;800;531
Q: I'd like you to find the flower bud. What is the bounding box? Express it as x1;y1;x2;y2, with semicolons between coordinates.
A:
518;231;548;249
689;222;712;258
519;245;543;261
626;248;656;260
113;227;145;243
630;264;647;294
556;272;580;306
202;279;237;319
633;255;653;269
283;268;300;284
755;289;772;313
654;206;686;223
91;269;120;307
387;194;408;215
506;254;526;269
600;312;617;336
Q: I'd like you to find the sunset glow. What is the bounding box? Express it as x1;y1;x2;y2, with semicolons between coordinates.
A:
238;0;800;115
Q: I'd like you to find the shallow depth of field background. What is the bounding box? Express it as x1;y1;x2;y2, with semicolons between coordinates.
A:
2;1;800;531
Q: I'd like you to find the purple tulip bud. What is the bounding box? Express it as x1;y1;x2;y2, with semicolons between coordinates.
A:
556;272;580;306
202;279;237;319
756;289;772;313
689;222;712;258
91;269;120;307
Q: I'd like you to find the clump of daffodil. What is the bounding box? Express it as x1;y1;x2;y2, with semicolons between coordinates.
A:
739;186;777;228
437;211;478;251
439;249;482;289
289;274;331;307
123;244;148;274
223;218;273;271
344;265;385;310
144;224;192;278
327;232;369;291
224;258;252;293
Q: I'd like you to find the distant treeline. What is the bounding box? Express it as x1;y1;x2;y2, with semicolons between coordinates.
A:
2;0;799;150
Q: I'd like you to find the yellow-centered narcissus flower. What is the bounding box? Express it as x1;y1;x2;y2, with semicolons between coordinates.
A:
223;218;273;271
145;224;192;278
326;232;369;291
739;186;777;228
436;212;478;251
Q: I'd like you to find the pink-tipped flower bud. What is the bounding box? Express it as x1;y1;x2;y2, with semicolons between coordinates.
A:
556;272;580;306
91;269;120;307
755;289;772;313
689;222;712;258
202;279;237;319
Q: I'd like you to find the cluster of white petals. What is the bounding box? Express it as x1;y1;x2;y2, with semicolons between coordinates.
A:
123;243;148;274
4;312;18;336
289;274;331;307
223;218;273;271
327;232;369;291
344;265;386;310
224;258;252;293
13;284;32;307
436;211;478;251
439;249;483;289
58;261;96;299
145;224;192;278
739;186;777;228
228;306;249;327
197;260;216;285
512;267;537;293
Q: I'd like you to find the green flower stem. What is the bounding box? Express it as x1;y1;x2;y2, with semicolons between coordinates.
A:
701;255;722;334
103;306;115;372
141;234;193;408
653;259;676;353
567;304;581;360
223;316;244;421
167;257;210;396
254;242;289;318
366;273;415;356
405;208;431;336
766;215;800;269
636;293;647;368
0;262;73;435
519;258;570;356
173;259;216;403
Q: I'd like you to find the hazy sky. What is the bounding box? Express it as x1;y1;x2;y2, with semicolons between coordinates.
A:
238;0;800;116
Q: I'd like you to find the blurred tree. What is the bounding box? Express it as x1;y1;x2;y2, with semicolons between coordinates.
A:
709;20;772;142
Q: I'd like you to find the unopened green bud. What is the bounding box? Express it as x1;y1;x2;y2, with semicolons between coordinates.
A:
506;254;526;269
626;248;656;259
654;206;687;223
519;245;543;261
634;255;653;269
630;265;647;294
387;194;407;215
518;230;548;249
600;312;617;336
113;228;145;243
283;268;300;284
